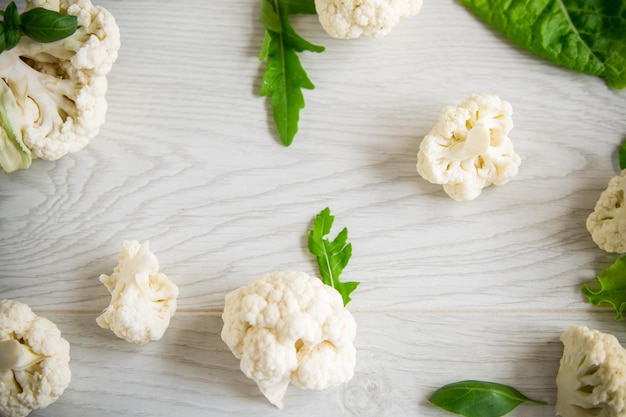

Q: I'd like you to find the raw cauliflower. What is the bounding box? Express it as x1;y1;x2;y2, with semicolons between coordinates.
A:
0;0;120;172
0;299;71;417
97;240;179;345
556;325;626;417
417;93;521;201
314;0;422;39
586;170;626;253
221;270;357;409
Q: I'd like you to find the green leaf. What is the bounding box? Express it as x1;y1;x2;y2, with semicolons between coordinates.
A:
0;80;32;173
428;380;547;417
3;2;21;50
582;255;626;319
20;7;77;43
258;0;324;146
0;22;7;53
619;139;626;170
307;207;360;306
459;0;626;89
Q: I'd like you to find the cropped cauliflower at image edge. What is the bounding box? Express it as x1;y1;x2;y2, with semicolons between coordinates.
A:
0;299;71;417
314;0;423;39
586;169;626;253
556;325;626;417
221;270;357;409
0;0;121;173
417;93;521;201
97;240;179;345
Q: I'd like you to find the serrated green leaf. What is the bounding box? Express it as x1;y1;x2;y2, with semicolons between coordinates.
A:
619;139;626;170
20;7;77;43
428;380;547;417
258;0;324;146
582;255;626;319
0;80;32;173
459;0;626;89
307;207;359;306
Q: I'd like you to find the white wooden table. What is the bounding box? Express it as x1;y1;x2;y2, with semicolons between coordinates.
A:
2;1;626;416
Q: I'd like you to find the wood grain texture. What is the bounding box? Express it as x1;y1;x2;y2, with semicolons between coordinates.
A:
1;0;626;415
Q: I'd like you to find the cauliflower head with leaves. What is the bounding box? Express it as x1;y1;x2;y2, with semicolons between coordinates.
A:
314;0;422;39
221;270;357;409
0;299;71;417
0;0;120;173
417;93;521;201
97;240;179;345
586;170;626;253
556;325;626;417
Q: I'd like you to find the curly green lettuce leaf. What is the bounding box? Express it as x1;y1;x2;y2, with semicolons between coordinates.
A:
259;0;324;146
583;255;626;319
428;380;547;417
307;207;359;306
0;80;31;173
459;0;626;89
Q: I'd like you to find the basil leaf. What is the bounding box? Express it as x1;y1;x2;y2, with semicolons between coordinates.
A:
307;207;359;306
2;1;21;50
259;0;324;146
459;0;626;89
619;139;626;171
20;7;77;43
428;380;547;417
0;23;6;53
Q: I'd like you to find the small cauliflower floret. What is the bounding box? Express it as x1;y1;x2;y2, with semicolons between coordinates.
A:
417;93;521;201
97;240;179;345
556;326;626;417
586;170;626;253
314;0;422;39
0;299;71;417
221;271;357;409
0;0;120;172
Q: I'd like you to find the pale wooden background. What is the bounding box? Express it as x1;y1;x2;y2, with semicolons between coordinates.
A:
2;0;626;416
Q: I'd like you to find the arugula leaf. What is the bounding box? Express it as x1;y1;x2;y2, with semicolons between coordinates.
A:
582;255;626;319
259;0;324;147
459;0;626;89
428;380;547;417
307;207;359;306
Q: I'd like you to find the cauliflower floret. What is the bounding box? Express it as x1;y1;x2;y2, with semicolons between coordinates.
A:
96;240;179;345
556;326;626;417
586;170;626;253
0;299;71;417
314;0;422;39
0;0;120;168
221;271;357;409
417;93;521;201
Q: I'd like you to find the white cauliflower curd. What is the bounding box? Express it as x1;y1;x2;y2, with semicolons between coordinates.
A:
0;0;120;172
0;299;71;417
586;170;626;253
97;240;179;345
314;0;422;39
556;326;626;417
417;93;521;201
221;270;357;409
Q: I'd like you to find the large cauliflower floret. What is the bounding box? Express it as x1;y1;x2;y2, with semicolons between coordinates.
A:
314;0;422;39
556;326;626;417
97;240;179;346
221;270;357;409
586;170;626;253
0;0;120;169
417;93;521;201
0;299;71;417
